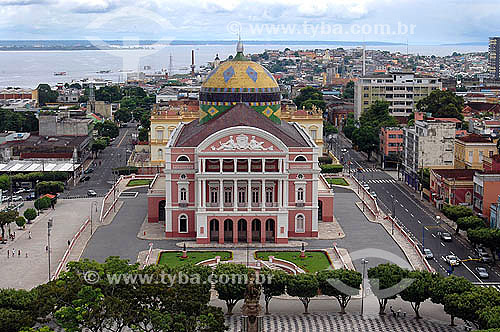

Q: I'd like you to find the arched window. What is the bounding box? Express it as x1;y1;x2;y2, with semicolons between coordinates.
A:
294;155;307;162
157;148;163;160
179;214;188;233
295;214;305;233
297;173;304;180
180;188;187;202
177;155;190;162
180;174;187;180
297;187;304;202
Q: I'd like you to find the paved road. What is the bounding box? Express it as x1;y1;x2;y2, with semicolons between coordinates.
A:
61;125;136;198
331;133;500;283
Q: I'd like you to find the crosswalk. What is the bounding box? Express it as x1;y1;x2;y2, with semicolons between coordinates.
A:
357;168;380;173
475;283;500;292
364;179;397;184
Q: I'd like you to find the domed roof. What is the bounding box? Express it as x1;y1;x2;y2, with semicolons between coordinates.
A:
202;55;278;91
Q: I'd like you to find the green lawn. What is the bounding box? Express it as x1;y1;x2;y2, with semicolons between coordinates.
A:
157;251;232;268
126;179;152;187
255;251;332;273
326;178;349;186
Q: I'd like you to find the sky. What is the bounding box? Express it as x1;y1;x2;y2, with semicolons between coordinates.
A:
0;0;498;44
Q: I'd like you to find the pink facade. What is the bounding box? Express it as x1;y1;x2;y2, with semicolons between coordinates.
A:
146;107;335;243
379;127;403;157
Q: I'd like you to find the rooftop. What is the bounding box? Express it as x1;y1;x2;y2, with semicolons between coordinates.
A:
173;103;310;148
432;168;476;181
456;133;493;143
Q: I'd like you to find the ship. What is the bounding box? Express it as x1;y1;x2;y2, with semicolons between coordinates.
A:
54;72;67;76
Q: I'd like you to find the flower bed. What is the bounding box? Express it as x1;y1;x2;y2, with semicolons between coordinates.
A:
157;250;232;268
255;250;333;273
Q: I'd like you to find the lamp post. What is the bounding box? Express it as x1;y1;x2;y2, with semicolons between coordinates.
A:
391;196;397;235
90;201;98;235
47;218;53;281
361;258;368;316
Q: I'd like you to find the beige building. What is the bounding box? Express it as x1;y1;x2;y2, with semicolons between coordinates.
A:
454;133;497;170
354;72;441;120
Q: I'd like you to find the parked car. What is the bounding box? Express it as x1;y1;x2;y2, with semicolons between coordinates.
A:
445;255;460;266
14;188;26;195
362;183;370;191
370;191;377;198
476;247;488;256
475;267;489;279
87;190;97;197
438;231;452;242
80;175;91;183
12;195;23;202
84;168;94;174
25;192;36;201
423;248;434;260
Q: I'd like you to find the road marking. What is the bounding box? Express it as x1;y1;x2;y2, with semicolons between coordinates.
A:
117;129;129;148
450;251;455;255
417;220;421;224
441;242;446;247
405;208;409;212
400;203;404;208
431;233;436;238
410;213;414;218
462;262;484;283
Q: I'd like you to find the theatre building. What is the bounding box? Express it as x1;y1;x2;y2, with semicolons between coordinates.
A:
147;42;334;244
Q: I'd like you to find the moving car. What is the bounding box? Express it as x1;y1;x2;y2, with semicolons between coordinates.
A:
87;190;97;197
362;183;370;191
438;231;452;242
423;248;434;260
445;255;460;266
370;191;377;198
480;252;493;264
80;175;91;183
475;267;489;279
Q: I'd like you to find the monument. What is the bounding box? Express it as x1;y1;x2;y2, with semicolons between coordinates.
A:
241;273;263;332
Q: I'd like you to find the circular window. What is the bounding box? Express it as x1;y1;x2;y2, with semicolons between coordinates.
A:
297;174;304;179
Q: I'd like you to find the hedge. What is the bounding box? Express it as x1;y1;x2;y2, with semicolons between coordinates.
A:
320;164;343;173
318;156;333;165
112;166;138;176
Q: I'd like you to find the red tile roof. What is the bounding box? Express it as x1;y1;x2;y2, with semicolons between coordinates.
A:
432;168;476;181
456;133;493;143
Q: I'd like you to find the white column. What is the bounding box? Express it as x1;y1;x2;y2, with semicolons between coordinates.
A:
278;179;282;207
248;159;251;173
234;159;237;173
202;179;206;208
219;159;223;173
261;159;265;173
284;179;289;207
261;180;265;208
219;179;223;209
233;180;237;210
247;180;251;208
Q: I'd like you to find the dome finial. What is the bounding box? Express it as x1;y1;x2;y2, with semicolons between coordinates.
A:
236;30;243;54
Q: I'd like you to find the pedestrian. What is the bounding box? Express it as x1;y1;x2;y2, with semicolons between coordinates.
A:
25;252;28;258
28;231;31;239
12;248;15;256
45;245;48;252
67;240;70;246
17;249;20;256
7;250;9;258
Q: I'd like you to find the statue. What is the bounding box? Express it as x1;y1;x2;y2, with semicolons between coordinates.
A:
241;273;263;332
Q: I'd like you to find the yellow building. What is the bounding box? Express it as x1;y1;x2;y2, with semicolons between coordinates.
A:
281;101;324;154
454;134;497;170
149;101;198;166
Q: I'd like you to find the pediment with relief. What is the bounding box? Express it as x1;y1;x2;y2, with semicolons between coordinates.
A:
204;133;280;152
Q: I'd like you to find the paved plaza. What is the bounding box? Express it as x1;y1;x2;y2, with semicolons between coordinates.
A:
226;313;461;332
0;198;100;289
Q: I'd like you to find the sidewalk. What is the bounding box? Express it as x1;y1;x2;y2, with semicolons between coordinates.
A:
0;198;100;289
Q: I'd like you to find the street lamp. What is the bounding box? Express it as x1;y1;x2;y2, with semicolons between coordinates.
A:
90;201;98;235
47;217;53;281
361;258;368;316
391;196;398;235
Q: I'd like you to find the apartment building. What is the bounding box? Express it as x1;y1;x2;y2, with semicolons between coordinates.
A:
488;37;500;79
403;120;456;189
454;134;497;170
379;127;403;169
354;72;442;121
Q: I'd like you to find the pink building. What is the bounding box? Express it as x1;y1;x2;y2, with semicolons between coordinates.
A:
379;127;403;169
147;104;335;244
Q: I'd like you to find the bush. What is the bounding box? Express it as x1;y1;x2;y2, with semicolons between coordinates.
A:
34;197;51;211
113;166;138;176
23;208;37;223
318;156;333;165
15;216;26;228
320;164;343;173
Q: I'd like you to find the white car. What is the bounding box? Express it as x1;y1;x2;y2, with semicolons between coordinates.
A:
445;255;460;266
11;195;23;202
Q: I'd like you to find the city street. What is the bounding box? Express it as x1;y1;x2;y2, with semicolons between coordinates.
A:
61;125;136;198
331;133;500;284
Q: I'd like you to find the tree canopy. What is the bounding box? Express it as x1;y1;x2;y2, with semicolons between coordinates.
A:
416;90;464;120
293;86;325;110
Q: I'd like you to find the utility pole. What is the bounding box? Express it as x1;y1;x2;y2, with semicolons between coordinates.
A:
361;258;368;316
47;218;53;281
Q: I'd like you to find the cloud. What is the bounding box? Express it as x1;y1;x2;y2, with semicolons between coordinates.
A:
0;0;48;5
